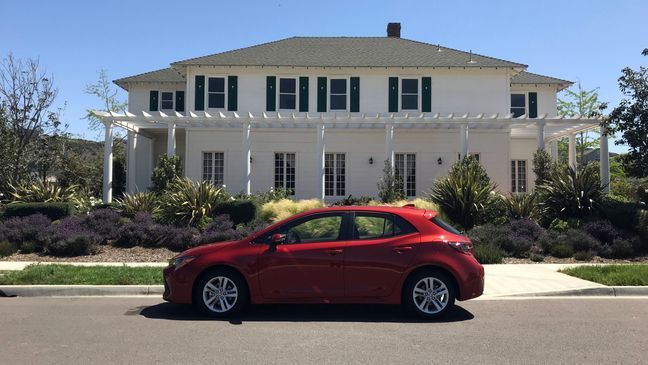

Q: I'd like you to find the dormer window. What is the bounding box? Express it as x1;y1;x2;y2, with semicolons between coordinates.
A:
279;78;297;110
208;77;226;109
330;79;347;110
401;79;419;110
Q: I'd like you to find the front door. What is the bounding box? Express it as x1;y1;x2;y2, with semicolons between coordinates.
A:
257;212;348;299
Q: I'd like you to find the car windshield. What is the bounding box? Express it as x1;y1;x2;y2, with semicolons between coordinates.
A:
431;217;462;235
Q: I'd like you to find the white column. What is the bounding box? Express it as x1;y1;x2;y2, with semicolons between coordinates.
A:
242;122;251;195
600;125;610;194
127;131;138;194
459;124;469;159
316;123;326;201
385;122;394;168
550;140;558;161
568;133;577;169
167;122;176;156
102;121;113;203
536;122;546;150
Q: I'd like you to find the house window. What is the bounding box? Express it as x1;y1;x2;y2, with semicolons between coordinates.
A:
395;153;416;196
511;94;526;117
160;92;173;110
401;79;419;110
203;152;224;186
330;79;347;110
274;152;296;195
511;160;527;193
279;78;297;110
470;153;481;162
325;153;345;196
208;77;225;109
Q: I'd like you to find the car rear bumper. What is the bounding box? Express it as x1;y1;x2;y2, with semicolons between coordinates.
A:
458;256;484;301
162;266;194;304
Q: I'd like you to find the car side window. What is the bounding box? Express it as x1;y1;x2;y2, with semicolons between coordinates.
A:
353;213;417;240
272;214;344;244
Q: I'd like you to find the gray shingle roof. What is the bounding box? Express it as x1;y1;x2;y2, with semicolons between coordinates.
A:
171;37;527;68
114;68;184;90
511;71;572;86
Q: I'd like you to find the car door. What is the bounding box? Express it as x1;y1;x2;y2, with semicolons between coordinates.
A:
344;212;420;298
257;212;349;299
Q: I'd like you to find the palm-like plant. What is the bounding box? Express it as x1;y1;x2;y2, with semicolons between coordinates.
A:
10;179;78;203
116;191;160;217
159;178;226;228
505;193;539;220
428;157;496;230
536;165;603;219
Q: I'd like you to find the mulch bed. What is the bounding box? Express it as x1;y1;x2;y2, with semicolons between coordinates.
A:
0;245;176;263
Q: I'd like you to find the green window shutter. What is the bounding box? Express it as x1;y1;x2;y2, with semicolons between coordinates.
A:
175;91;185;112
388;77;398;112
149;90;159;111
422;77;432;112
266;76;276;111
299;76;309;112
227;76;238;111
195;75;205;111
350;77;360;112
528;92;538;118
317;77;327;112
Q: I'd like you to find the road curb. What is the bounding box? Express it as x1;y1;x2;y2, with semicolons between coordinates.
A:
0;285;164;297
504;286;648;297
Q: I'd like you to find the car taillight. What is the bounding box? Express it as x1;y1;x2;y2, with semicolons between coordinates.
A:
448;241;473;254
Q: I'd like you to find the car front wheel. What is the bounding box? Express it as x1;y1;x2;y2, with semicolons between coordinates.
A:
404;270;456;319
194;269;248;317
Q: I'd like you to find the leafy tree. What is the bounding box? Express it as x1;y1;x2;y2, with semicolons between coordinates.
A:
532;149;553;187
557;83;608;165
377;160;405;203
85;69;127;132
606;49;648;178
151;154;183;193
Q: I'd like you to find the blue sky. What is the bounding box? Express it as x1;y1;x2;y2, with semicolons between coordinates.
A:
2;0;646;152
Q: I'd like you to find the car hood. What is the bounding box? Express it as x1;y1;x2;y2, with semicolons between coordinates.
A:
176;240;241;258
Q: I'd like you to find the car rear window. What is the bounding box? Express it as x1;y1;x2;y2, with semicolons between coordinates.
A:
431;217;462;235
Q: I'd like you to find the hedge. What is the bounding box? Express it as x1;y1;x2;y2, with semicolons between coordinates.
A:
212;200;257;226
3;202;75;220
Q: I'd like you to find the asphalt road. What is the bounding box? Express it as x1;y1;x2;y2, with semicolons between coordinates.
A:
0;297;646;365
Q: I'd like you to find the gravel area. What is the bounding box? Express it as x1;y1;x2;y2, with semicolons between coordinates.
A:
0;246;176;263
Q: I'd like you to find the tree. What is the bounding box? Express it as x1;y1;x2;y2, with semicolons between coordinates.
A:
377;160;405;203
606;49;648;178
532;149;553;187
85;69;127;132
557;83;608;165
151;154;183;193
0;54;61;188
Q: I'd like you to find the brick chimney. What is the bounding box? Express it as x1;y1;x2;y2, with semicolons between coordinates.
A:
387;23;401;38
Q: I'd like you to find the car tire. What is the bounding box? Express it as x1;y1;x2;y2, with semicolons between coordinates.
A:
403;270;456;319
194;268;249;317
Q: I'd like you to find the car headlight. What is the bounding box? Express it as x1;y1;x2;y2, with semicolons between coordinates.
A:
168;255;198;270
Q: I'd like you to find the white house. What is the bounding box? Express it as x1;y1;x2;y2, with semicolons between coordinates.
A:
97;23;608;203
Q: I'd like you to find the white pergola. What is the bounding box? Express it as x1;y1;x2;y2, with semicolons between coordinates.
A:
95;111;609;203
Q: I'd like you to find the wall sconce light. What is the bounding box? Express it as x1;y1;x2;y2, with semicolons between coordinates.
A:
250;156;253;164
369;157;374;165
437;157;443;165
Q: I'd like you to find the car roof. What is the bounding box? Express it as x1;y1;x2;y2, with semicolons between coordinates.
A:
301;205;435;217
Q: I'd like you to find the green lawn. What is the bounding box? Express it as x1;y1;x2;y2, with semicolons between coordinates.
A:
560;265;648;286
0;264;164;285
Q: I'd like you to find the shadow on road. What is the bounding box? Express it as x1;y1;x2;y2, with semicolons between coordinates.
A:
135;302;474;324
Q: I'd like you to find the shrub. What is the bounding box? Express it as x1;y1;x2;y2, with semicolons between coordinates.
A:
44;216;101;257
551;243;574;258
537;231;561;253
9;179;78;203
599;197;642;232
158;178;226;228
510;218;545;241
259;199;325;222
473;244;504;264
193;215;242;246
332;195;374;206
0;241;18;257
377;160;405;203
573;251;594;261
115;192;160;218
549;218;570;232
533;149;553;187
504;193;539;220
429;156;496;230
113;213;157;248
236;218;272;238
212;200;257;226
481;194;509;226
243;187;293;204
564;229;602;253
3;202;75;220
467;221;538;258
150;224;197;251
536;164;603;220
602;238;635;259
638;210;648;251
81;208;122;243
151;154;183;193
581;220;620;245
529;252;545;262
2;214;52;253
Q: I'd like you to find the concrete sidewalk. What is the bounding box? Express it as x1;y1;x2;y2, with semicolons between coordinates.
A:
0;261;645;298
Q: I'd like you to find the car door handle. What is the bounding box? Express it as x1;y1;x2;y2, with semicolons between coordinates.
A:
393;246;413;253
324;249;344;255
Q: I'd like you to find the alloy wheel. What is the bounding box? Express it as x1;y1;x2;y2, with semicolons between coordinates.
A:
412;277;449;314
202;276;238;313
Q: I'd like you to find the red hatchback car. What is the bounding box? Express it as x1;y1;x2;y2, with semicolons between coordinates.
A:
163;206;484;319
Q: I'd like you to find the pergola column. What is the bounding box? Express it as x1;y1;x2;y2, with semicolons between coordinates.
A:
127;130;138;194
167;122;176;156
102;121;113;204
459;123;469;159
549;140;558;161
600;125;610;194
316;123;326;201
242;121;251;195
385;122;394;167
568;133;577;169
536;121;546;150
